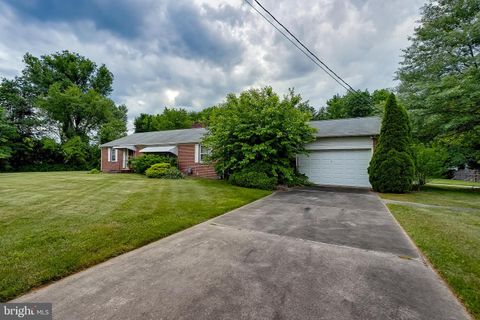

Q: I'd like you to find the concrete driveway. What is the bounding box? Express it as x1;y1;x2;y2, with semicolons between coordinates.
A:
14;188;470;320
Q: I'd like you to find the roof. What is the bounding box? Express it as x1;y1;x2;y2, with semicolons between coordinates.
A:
100;128;207;147
100;117;381;147
309;116;381;138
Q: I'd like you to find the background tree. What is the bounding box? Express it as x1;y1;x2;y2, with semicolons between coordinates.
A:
315;89;388;120
368;93;415;193
0;51;127;171
134;108;192;132
397;0;480;168
203;86;315;187
0;107;16;163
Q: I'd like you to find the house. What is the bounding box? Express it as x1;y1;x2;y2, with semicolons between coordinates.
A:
100;116;381;187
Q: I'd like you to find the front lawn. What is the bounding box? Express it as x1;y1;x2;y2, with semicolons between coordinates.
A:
381;186;480;319
429;178;480;187
0;172;271;301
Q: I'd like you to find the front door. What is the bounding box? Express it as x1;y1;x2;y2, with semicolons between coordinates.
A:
123;149;129;169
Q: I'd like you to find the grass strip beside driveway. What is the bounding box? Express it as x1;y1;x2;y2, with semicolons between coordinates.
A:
0;172;271;301
382;186;480;319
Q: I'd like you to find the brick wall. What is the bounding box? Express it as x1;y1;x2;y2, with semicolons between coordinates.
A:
178;144;218;178
101;147;125;172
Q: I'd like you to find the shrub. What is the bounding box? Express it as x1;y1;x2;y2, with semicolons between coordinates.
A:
286;173;312;187
368;93;415;193
145;163;183;179
228;169;277;190
369;150;415;193
130;154;177;174
202;86;316;185
88;168;101;174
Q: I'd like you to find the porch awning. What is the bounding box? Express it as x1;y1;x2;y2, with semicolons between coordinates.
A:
139;145;178;155
113;145;136;151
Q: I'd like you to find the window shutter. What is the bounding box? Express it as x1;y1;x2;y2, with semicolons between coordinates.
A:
194;144;200;163
107;148;111;162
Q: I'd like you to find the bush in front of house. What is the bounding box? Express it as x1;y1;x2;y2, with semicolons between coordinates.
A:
228;169;278;190
202;86;316;187
130;154;177;174
88;168;101;174
368;93;415;193
145;163;183;179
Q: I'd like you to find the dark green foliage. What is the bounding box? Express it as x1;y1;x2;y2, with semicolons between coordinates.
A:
314;89;389;120
0;50;127;171
22;50;113;96
414;144;450;186
397;0;480;167
88;168;101;174
129;154;177;174
286;173;312;187
203;86;315;185
145;163;183;179
369;150;415;193
228;169;278;190
134;108;193;132
369;94;415;193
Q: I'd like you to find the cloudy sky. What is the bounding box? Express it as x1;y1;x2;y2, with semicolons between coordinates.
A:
0;0;424;127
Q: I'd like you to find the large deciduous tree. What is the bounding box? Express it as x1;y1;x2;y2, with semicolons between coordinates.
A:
397;0;480;167
368;94;415;193
202;87;315;184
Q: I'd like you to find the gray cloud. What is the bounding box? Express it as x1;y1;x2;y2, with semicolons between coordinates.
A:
0;0;424;131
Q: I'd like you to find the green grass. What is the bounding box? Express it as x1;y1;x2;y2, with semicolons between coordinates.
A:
429;178;480;187
381;185;480;209
0;172;271;301
381;187;480;319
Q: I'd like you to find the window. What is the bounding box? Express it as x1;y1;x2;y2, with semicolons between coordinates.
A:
199;145;211;163
109;147;117;162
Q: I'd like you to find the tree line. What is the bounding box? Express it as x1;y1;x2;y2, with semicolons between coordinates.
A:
0;51;127;171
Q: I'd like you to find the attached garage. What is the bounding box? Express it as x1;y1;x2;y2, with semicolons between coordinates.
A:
298;117;381;188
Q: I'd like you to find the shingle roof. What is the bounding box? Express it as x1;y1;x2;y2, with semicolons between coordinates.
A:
100;117;381;147
100;128;207;147
309;116;381;138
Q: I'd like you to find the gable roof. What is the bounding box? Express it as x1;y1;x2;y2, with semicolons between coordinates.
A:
309;116;381;138
100;117;381;147
100;127;207;147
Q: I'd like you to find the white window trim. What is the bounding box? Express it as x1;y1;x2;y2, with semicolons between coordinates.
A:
194;144;200;163
108;147;118;162
199;145;210;163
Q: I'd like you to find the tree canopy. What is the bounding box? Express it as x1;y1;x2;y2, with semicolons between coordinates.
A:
134;108;193;133
0;51;127;171
315;89;390;120
397;0;480;168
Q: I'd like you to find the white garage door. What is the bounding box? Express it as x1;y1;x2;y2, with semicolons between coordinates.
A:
297;149;372;187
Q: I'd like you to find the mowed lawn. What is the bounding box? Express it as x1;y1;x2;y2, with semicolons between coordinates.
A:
381;185;480;319
0;172;271;301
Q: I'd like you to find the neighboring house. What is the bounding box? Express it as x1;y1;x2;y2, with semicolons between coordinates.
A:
100;116;381;187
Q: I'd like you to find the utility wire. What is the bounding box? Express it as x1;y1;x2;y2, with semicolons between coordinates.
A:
243;0;351;92
253;0;357;94
245;0;374;109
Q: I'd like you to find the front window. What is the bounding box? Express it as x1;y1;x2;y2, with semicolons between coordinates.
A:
110;148;116;162
199;145;211;163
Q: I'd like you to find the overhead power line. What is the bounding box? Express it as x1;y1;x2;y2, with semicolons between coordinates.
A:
244;0;373;107
252;0;357;94
243;0;351;92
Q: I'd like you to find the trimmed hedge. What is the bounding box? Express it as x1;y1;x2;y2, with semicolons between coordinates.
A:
129;154;177;174
228;170;277;190
145;163;183;179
